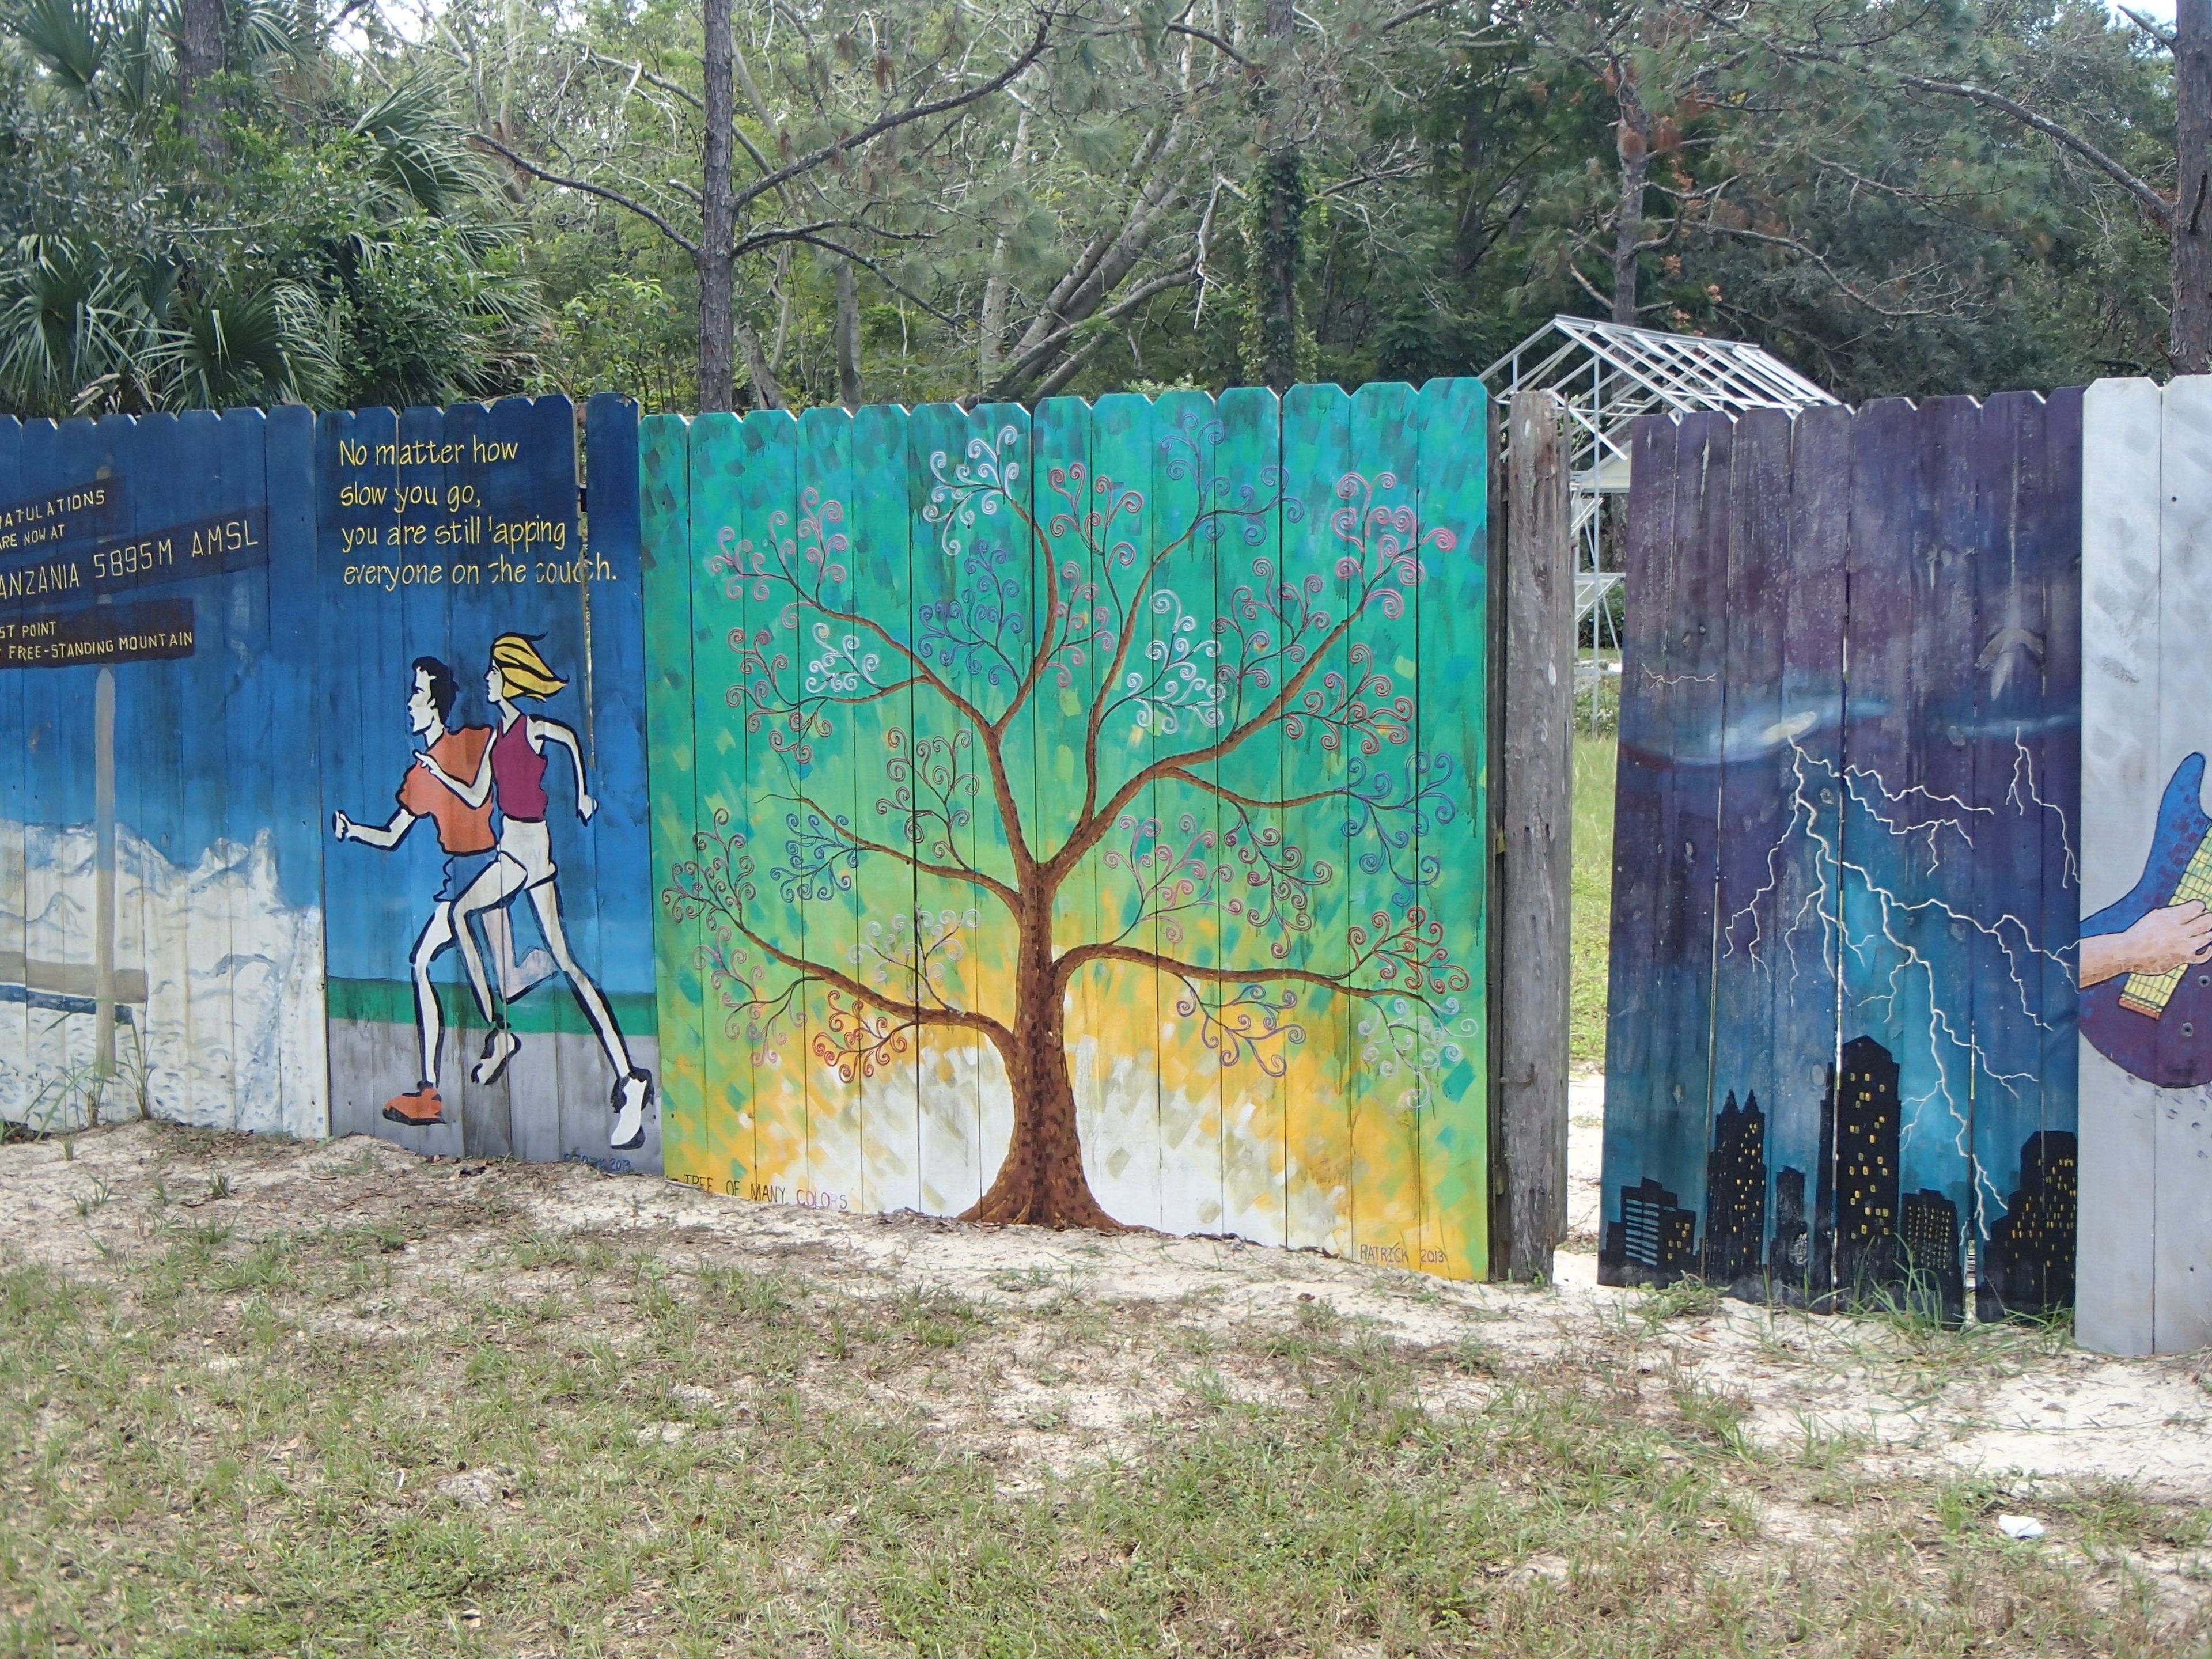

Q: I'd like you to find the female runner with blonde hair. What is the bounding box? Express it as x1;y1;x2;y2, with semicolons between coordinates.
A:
417;633;654;1149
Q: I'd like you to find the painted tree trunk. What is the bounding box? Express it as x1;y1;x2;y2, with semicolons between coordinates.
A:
963;925;1119;1229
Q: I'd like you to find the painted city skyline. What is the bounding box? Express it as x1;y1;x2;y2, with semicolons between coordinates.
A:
1604;1031;2077;1320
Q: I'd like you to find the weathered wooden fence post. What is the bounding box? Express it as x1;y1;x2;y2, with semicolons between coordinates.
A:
1491;389;1573;1281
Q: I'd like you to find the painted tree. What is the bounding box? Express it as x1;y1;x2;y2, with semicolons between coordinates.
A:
661;393;1481;1229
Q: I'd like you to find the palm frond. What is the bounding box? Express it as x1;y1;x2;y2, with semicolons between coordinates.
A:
0;236;134;413
230;0;298;73
147;279;336;408
103;0;170;115
352;78;496;217
2;0;111;99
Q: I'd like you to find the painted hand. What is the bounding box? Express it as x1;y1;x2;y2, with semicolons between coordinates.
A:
577;791;598;823
2082;900;2212;986
332;810;354;842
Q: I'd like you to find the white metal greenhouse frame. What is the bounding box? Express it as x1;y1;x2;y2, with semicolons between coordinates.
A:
1482;316;1838;719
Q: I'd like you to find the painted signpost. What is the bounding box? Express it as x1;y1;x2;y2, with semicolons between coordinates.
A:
641;383;1494;1271
1600;395;2082;1323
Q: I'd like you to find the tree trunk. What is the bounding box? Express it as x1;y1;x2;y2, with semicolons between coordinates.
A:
2177;0;2212;374
737;319;787;410
979;103;1031;384
963;928;1122;1229
835;256;863;411
1252;150;1305;392
177;0;227;162
1611;100;1650;325
696;0;738;412
1252;0;1302;393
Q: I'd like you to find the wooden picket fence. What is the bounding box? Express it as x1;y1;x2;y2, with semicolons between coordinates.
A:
639;384;1497;1272
1600;396;2082;1322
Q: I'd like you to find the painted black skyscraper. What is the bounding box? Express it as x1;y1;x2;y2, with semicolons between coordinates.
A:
1981;1131;2077;1319
1898;1187;1964;1325
1702;1091;1767;1289
1769;1166;1811;1293
1818;1035;1902;1299
1812;1064;1836;1297
1603;1177;1698;1284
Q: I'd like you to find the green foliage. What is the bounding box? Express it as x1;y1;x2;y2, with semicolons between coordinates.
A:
0;0;540;415
0;0;2189;415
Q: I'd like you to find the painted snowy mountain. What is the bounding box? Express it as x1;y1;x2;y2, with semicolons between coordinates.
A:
0;820;327;1137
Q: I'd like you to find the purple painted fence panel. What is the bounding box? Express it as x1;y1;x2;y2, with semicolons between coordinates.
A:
1601;395;2082;1320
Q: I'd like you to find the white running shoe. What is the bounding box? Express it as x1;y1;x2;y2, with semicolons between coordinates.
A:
473;1026;521;1086
611;1068;653;1150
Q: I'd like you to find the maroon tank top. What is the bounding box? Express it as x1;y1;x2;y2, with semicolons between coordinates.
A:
491;715;549;821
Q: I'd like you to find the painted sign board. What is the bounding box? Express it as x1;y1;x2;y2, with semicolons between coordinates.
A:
315;395;660;1171
0;408;328;1138
1600;397;2081;1324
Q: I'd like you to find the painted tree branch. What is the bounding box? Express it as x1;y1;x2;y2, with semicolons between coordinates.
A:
674;417;1474;1230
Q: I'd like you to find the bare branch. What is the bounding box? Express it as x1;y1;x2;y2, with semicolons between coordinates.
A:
729;10;1059;217
753;230;968;329
1165;20;1251;66
990;264;1200;399
1890;73;2172;226
468;133;701;254
1380;0;1453;31
2120;6;2175;48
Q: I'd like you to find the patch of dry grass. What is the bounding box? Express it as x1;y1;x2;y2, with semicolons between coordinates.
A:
0;1124;2204;1657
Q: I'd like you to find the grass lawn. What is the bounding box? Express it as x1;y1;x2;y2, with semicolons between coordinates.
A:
1570;733;1617;1071
3;1124;2203;1657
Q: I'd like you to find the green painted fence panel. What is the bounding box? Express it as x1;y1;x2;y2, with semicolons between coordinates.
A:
645;385;1491;1272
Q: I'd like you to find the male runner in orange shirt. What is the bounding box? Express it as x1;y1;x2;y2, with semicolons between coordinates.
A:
334;657;550;1127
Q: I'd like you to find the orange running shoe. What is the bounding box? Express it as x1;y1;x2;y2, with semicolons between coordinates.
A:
382;1084;445;1127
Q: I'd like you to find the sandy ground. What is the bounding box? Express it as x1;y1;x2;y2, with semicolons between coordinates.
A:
2;1078;2206;1524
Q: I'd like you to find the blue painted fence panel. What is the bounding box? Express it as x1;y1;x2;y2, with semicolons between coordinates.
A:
315;395;660;1171
0;410;327;1136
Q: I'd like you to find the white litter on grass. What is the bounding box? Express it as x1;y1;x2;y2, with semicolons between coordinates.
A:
1997;1514;2046;1541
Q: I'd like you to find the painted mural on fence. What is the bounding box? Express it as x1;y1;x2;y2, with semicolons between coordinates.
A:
2076;376;2212;1356
0;408;328;1138
642;384;1491;1271
316;396;660;1170
1600;397;2081;1322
